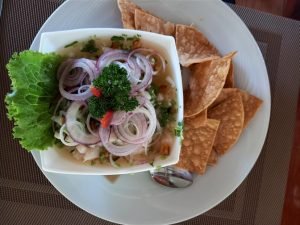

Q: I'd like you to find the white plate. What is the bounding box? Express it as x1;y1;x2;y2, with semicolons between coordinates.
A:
30;0;270;224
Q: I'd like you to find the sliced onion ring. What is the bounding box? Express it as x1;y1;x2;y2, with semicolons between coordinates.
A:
66;101;100;145
114;99;157;144
110;111;127;126
99;127;142;156
58;59;97;101
129;53;153;92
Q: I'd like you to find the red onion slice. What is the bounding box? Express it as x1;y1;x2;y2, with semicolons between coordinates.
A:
110;111;127;126
99;127;142;156
58;58;97;83
109;154;120;168
129;53;153;93
114;99;157;144
58;124;78;147
146;53;166;75
66;101;100;145
127;57;142;84
59;59;97;101
96;50;129;73
86;114;100;137
128;48;166;75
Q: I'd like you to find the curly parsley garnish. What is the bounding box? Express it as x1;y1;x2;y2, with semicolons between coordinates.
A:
88;64;138;118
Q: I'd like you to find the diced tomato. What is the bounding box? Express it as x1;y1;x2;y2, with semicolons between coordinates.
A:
100;111;113;128
90;86;102;97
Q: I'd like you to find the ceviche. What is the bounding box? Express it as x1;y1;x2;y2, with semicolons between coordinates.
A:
46;35;178;167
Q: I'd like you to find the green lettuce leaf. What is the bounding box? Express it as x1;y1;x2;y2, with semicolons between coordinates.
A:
5;50;62;151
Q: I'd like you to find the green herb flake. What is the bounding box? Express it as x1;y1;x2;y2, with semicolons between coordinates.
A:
64;41;78;48
148;84;159;106
155;165;162;170
111;34;141;50
157;101;173;127
81;39;99;53
174;121;184;141
111;36;125;42
99;150;107;163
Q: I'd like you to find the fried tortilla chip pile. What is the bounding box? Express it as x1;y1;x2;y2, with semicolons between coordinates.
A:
118;0;263;175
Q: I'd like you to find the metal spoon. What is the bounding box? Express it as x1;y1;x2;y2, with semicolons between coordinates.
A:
150;166;193;188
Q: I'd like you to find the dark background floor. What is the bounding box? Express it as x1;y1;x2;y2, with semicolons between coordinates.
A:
224;0;300;19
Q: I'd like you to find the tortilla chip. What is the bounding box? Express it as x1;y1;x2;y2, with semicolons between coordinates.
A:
134;9;175;36
209;88;238;109
117;0;144;29
207;148;218;166
175;24;220;67
176;119;220;174
224;61;234;88
209;88;262;128
184;52;236;117
239;90;263;128
208;92;244;154
184;109;207;128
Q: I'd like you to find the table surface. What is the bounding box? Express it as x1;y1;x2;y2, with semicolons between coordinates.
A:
233;2;300;224
282;92;300;225
0;0;300;225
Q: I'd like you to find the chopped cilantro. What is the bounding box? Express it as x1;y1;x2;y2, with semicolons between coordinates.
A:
148;84;159;106
157;101;172;127
111;34;141;50
111;36;125;42
99;150;107;163
174;121;184;140
64;41;78;48
81;39;99;53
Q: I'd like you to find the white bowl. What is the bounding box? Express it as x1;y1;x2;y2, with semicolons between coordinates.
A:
39;28;183;175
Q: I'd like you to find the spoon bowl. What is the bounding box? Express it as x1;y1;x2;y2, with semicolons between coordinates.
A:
150;166;194;188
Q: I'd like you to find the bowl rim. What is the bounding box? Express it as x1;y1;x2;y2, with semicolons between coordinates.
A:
39;27;184;175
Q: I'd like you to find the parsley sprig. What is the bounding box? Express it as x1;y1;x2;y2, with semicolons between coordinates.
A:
88;64;138;118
